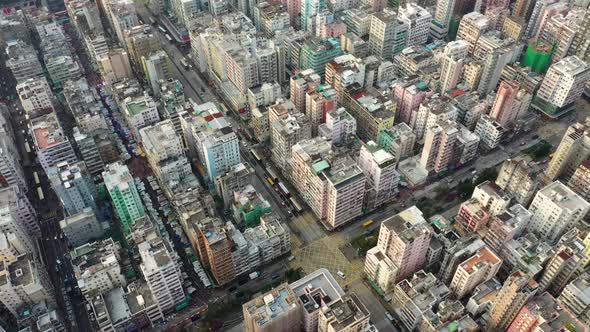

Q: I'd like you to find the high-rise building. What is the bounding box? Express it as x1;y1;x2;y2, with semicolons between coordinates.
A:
97;48;134;85
496;156;541;206
215;163;255;208
365;206;432;285
544;118;590;182
73;127;105;177
369;9;407;60
534;56;590;117
243;283;301;332
138;238;185;314
271;113;311;175
568;160;590;201
474;114;504;150
450;246;502;298
300;0;325;31
430;0;457;39
471;181;511;216
122;93;161;139
398;3;432;47
140;120;192;188
392;79;433;128
318;294;370;332
484;204;532;252
340;86;396;142
60;207;104;247
0;185;39;241
439;40;469;93
142;50;173;96
189;218;235;286
509;292;587;331
358;141;399;209
305;85;337;136
571;9;590;63
5;40;44;83
318;107;357;145
299;38;343;78
486;271;538;330
456;12;491;53
290;69;321;112
527;181;590;243
455;199;491;233
48;161;97;217
476;47;514;96
489;80;532;127
559;273;590;325
420;119;459;173
30;113;78;173
124;25;160;69
0;107;26;190
16;77;54;115
537;238;585;296
103;162;146;234
377;123;416;164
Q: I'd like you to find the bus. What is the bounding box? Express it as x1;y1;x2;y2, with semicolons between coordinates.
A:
266;166;278;181
33;171;40;185
251;149;262;162
165;34;173;42
180;58;189;69
362;220;374;228
149;17;156;25
267;177;274;186
37;187;44;200
290;197;303;213
278;182;291;198
158;25;166;33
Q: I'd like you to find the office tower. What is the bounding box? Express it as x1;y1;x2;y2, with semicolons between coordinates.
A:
378;123;416;163
318;107;357;145
457;12;491;53
450;246;502;298
0;186;39;243
369;9;407;59
73;127;105;177
559;273;590;325
366;207;432;285
5;40;44;83
527;181;590;243
439;40;469;93
290;69;321;112
358;141;399;210
139;120;192;187
122;93;161;139
103;162;146;234
243;283;301;332
572;9;590;63
545;118;590;182
48;161;98;216
486;271;538;330
534;56;590;116
142;50;173;96
420;120;459;173
430;0;457;39
30;113;78;173
393;79;433;128
398;3;432;47
568;161;590;201
16;77;54;114
392;271;450;331
489;81;532;127
318;294;370;332
299;38;343;78
138;238;185;314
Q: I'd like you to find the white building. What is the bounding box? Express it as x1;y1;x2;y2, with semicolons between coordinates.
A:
16;77;53;114
48;161;97;216
450;246;502;299
439;40;469;94
5;40;44;82
527;181;590;242
474;115;504;150
358;141;399;209
456;12;491;53
535;56;590;112
398;3;431;47
138;238;185;314
318;107;357;145
122;93;161;139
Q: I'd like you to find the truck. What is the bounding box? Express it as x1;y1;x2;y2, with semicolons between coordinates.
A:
249;271;260;280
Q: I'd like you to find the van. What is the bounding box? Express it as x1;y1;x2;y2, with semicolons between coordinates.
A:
337;271;346;279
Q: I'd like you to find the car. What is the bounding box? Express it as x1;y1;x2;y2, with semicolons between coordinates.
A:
271;273;280;279
281;202;286;208
228;286;237;292
337;271;346;279
520;141;526;146
532;134;539;139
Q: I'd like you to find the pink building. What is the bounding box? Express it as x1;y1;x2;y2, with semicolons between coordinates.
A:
287;0;300;28
321;22;347;39
393;79;434;128
456;198;491;233
489;80;531;127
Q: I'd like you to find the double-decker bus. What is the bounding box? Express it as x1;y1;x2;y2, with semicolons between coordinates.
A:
251;149;262;162
290;197;303;212
266;166;279;181
278;182;290;198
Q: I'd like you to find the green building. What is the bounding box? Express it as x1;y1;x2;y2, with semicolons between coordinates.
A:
232;185;272;228
299;38;343;79
103;162;146;234
522;42;554;74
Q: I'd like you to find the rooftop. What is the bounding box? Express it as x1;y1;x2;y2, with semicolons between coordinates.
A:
31;112;65;149
459;246;501;275
538;181;590;212
243;283;299;328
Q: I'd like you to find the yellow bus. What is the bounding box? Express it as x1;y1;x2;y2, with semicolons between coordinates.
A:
267;177;274;185
362;220;374;228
